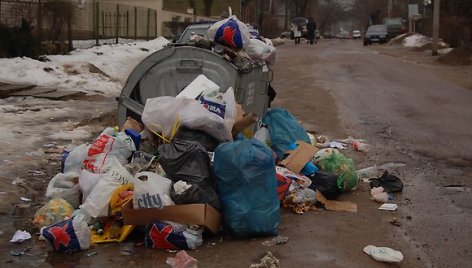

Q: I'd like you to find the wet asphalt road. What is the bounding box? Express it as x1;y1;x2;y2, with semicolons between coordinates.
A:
1;38;472;267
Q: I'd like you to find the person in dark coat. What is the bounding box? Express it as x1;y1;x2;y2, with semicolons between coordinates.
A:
306;17;317;45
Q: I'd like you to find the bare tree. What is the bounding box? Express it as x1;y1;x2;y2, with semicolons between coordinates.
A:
202;0;214;16
314;0;346;34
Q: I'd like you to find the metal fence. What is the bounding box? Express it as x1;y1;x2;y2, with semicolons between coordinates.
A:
0;0;158;50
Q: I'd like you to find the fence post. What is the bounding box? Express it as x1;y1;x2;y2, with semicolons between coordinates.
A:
126;10;129;38
116;4;119;44
134;6;137;40
95;1;99;45
37;0;42;42
147;8;150;40
101;11;105;37
154;9;157;37
67;0;73;51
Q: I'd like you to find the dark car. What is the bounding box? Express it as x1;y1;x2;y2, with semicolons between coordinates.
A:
364;24;388;46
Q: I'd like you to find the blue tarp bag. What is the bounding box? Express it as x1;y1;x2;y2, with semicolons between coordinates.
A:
262;108;311;160
213;139;279;237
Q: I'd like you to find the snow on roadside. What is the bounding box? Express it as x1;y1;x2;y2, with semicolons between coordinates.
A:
0;37;169;96
403;34;430;48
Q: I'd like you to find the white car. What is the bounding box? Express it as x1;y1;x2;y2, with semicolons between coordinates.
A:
352;30;361;39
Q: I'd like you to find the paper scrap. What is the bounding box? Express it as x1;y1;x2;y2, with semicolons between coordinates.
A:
379;203;398;211
10;230;32;243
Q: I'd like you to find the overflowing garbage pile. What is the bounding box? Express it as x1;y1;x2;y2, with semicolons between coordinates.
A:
25;15;405;265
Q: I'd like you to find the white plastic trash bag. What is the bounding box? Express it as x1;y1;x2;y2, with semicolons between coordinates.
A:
141;96;232;142
246;38;271;62
46;173;81;209
62;143;89;174
80;158;135;218
363;245;404;263
82;128;136;173
78;169;102;201
133;172;173;209
208;15;250;49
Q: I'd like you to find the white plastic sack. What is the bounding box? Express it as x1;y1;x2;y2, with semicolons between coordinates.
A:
222;87;237;135
78;169;102;201
208;15;250;49
62;143;89;174
263;40;277;66
133;171;173;209
80;158;135;218
246;38;271;62
141;96;232;142
86;127;136;166
363;245;403;263
46;173;81;209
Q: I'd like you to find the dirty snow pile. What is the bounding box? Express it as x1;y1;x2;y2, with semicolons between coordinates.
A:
0;37;169;96
403;34;430;48
403;33;451;52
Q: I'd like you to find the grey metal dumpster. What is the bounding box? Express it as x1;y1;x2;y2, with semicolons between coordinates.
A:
117;45;271;128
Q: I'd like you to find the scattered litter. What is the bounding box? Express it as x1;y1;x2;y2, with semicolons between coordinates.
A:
358;163;406;181
0;230;4;236
20;197;32;202
370;187;393;203
262;235;289;246
86;252;97;257
315;190;357;213
363;245;403;263
166;250;198;268
28;170;46;176
370;171;403;193
325;141;347;150
3;159;13;164
120;244;136;256
12;177;25;185
10;250;25;257
0;191;7;195
389;217;401;226
10;230;32;243
443;185;465;192
379;203;398;211
250;251;280;268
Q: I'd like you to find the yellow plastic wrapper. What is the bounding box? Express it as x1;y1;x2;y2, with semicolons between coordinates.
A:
109;184;134;215
33;198;74;228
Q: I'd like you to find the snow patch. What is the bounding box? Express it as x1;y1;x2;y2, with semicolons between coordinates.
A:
403;34;430;48
48;126;93;141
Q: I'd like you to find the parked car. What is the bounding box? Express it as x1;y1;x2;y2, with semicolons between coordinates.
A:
364;24;388;46
383;17;406;39
337;30;350;39
352;30;361;39
177;23;213;44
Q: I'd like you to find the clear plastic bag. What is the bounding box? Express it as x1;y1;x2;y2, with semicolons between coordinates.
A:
46;173;81;209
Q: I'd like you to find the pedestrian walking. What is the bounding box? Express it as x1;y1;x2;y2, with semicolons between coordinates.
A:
292;23;302;45
306;17;317;45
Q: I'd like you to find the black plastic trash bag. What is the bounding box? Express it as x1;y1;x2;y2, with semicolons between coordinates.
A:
157;139;215;186
157;140;220;209
174;127;220;152
370;171;403;193
170;180;221;209
309;171;342;200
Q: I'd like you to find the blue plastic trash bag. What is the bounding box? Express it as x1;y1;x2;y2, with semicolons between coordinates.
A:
213;139;279;237
262;108;311;160
208;16;250;49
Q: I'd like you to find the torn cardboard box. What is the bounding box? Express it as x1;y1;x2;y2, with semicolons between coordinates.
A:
122;200;221;234
316;190;357;213
279;141;319;174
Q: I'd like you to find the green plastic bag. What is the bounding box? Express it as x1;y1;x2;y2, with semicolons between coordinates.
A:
317;151;359;191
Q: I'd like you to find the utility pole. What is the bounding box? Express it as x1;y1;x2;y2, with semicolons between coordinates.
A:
432;0;440;56
388;0;392;18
